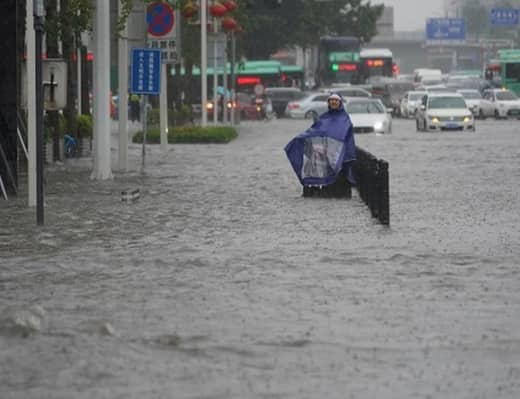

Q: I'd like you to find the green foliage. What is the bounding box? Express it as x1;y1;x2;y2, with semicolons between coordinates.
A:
171;105;192;125
43;112;67;143
147;108;161;126
146;105;193;126
133;125;238;144
237;0;385;58
76;114;93;138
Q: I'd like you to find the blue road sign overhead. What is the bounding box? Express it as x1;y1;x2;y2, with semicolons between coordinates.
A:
426;18;466;41
130;48;162;95
490;8;519;26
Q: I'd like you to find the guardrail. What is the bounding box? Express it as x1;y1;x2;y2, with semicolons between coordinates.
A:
353;147;389;226
302;146;390;226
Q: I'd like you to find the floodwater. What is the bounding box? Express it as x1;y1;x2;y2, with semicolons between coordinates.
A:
1;118;520;399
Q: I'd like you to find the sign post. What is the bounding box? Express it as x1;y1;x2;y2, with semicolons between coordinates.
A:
146;1;179;151
130;48;161;172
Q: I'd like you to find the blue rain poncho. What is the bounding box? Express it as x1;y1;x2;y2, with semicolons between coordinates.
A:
284;93;356;186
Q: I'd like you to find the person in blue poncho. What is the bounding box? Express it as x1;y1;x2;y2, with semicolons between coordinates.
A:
284;92;356;188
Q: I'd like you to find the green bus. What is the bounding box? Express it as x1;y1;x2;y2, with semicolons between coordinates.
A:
170;60;305;97
498;49;520;96
280;65;305;90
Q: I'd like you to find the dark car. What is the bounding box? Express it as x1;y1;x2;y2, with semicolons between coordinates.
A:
370;78;415;116
265;87;305;118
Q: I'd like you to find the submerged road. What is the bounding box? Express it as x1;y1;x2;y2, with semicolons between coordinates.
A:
1;117;519;398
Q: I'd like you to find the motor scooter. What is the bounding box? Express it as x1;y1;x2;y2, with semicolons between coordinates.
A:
254;95;274;121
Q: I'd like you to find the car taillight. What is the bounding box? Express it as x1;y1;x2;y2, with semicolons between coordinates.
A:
288;103;300;110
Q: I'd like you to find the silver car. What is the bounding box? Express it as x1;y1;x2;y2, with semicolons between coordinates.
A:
416;92;475;132
457;89;494;119
345;98;392;134
400;90;427;118
321;86;372;99
285;92;330;119
482;88;520;119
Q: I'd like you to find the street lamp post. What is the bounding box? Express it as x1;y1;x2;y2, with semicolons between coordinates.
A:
34;0;45;225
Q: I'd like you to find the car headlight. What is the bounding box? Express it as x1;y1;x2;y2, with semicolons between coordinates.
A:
431;117;439;123
373;121;384;130
464;116;472;123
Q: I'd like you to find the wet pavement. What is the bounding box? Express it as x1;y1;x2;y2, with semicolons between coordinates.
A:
1;117;520;398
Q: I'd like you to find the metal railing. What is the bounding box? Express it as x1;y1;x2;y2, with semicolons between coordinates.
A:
353;147;389;226
301;146;390;226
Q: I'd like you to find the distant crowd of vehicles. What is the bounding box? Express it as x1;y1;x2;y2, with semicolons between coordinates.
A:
181;35;520;130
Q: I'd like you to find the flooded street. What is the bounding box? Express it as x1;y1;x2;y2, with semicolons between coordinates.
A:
1;118;520;398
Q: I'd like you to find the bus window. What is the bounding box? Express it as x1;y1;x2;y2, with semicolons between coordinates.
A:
359;48;393;83
505;63;520;82
317;36;361;86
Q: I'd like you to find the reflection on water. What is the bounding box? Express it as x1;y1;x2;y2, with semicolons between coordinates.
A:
1;119;520;399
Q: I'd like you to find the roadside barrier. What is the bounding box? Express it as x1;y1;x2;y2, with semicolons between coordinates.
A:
302;167;352;199
302;146;389;226
352;147;389;225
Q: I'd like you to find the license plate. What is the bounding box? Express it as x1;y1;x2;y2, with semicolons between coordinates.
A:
446;123;458;129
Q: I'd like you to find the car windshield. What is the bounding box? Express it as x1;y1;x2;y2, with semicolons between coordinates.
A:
341;90;370;97
460;92;482;99
388;83;415;94
409;93;425;101
429;96;467;109
347;101;384;114
496;91;518;100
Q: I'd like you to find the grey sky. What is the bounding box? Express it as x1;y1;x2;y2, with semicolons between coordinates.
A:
376;0;446;31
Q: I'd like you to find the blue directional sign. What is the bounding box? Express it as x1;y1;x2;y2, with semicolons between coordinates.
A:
490;8;519;26
426;18;466;41
130;48;161;95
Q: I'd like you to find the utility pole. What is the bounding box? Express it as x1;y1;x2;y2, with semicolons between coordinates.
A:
201;0;208;127
26;0;37;207
92;0;113;180
34;0;45;225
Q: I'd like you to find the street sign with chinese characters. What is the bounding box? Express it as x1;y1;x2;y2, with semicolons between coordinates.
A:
426;18;466;44
490;8;519;26
130;48;161;95
146;2;180;64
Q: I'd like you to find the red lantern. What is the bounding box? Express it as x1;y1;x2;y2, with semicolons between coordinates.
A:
223;0;237;12
182;1;198;19
221;17;237;31
209;2;228;18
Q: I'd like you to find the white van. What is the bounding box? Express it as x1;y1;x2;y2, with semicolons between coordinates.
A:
413;68;442;84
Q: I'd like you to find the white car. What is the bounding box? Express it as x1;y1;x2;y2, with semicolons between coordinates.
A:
285;92;330;119
321;86;372;99
482;88;520;119
400;90;427;118
457;89;494;119
416;92;475;132
345;98;392;134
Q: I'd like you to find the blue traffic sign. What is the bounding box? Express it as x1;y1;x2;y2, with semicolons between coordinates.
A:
130;48;162;95
147;2;175;37
490;8;519;26
426;18;466;41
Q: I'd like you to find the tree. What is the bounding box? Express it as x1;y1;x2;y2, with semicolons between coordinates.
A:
237;0;384;58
